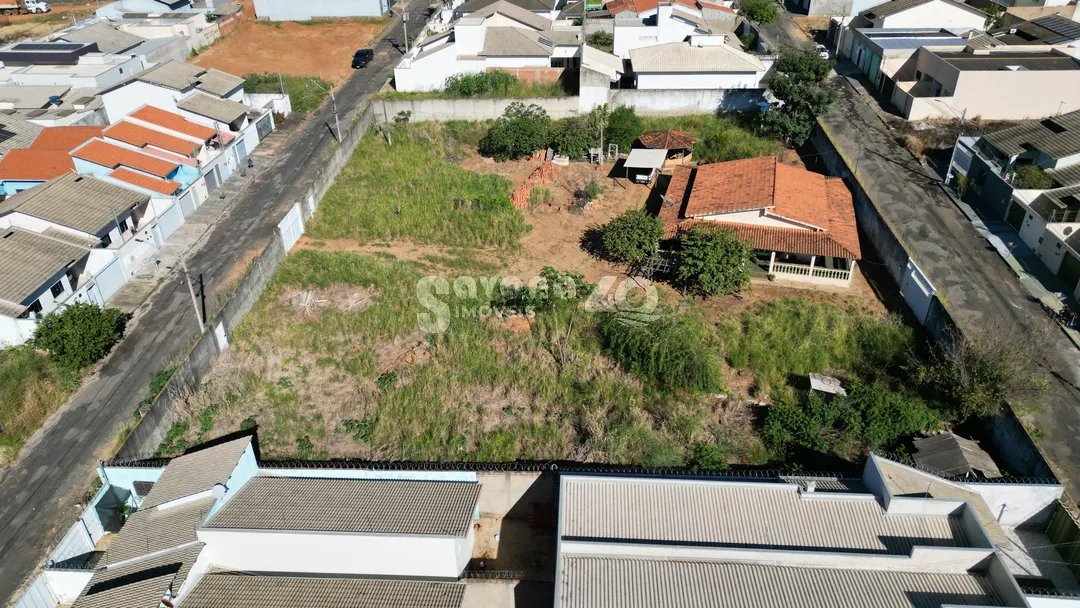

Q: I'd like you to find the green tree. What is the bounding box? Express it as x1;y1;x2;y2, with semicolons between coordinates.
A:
443;71;518;97
604;105;643;155
740;0;779;25
551;114;599;157
981;4;1005;29
600;209;663;262
676;226;754;296
32;302;125;372
586;30;614;53
689;442;729;470
480;102;551;161
764;46;839;146
1012;165;1053;189
598;309;724;393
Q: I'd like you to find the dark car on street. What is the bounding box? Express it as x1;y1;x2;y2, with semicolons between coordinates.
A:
352;48;374;68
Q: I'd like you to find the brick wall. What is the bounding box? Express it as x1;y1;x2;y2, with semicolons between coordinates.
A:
487;66;564;84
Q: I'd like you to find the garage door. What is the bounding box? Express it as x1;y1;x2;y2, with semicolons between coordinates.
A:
1059;252;1080;292
92;258;127;303
1006;202;1026;232
205;166;220;193
179;191;196;217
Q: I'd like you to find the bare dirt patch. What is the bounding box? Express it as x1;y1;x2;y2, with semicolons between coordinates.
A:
0;4;95;40
192;19;387;86
281;285;379;319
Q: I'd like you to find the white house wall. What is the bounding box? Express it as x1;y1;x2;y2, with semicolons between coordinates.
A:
195;529;470;578
1037;229;1070;274
253;0;389;20
1017;201;1049;251
878;0;985;29
636;71;765;90
613;6;701;59
103;83;184;124
395;46;484;92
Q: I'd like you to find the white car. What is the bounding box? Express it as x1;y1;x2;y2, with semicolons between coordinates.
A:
815;43;830;60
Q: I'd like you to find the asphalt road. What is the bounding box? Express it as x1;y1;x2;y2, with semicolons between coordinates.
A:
0;4;429;603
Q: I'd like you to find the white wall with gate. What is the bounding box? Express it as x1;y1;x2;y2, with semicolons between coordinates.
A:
156;202;184;241
278;202;304;251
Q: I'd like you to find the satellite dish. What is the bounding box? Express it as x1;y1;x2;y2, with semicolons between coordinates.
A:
211;484;227;500
1066;227;1074;236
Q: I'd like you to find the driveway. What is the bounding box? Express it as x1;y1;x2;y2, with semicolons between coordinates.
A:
819;68;1080;500
0;3;429;603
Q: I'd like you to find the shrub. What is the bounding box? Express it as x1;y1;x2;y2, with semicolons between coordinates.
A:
529;186;555;208
1012;165;1053;190
498;266;594;314
689;442;728;470
676;226;754;296
578;178;605;202
480;102;551;161
598;309;724;393
604;105;644;155
32;303;125;372
696;125;781;163
444;71;519;97
586;30;614;53
551;115;599;158
599;209;663;263
740;0;779;24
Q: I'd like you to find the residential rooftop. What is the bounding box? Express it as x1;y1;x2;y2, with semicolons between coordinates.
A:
0;228;88;317
103;496;213;565
0;116;44;155
130;105;217;141
204;477;481;537
982;109;1080;159
0;173;148;236
629;40;764;73
72;138;179;178
140;436;252;508
71;544;204;608
176;91;248;124
130;60;244;96
30;125;104;151
0;148;74;181
104;120;198;156
182;574;467;608
55;22;146;54
935;50;1080;71
988;14;1080;46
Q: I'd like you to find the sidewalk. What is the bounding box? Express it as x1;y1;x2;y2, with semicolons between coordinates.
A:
107;126;294;312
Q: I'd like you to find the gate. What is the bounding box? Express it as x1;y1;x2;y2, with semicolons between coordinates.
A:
205;166;220;193
278;202;304;250
92;258;127;304
1059;252;1080;293
13;575;56;608
179;191;196;217
900;259;936;325
156;203;183;241
256;114;273;141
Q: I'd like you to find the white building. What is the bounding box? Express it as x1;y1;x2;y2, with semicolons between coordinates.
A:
100;60;247;126
838;0;988;57
0;40;145;89
629;36;770;89
394;0;582;93
612;0;736;59
555;453;1075;608
35;436;482;608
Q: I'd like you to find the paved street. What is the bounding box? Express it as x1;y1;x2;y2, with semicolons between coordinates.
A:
0;3;430;603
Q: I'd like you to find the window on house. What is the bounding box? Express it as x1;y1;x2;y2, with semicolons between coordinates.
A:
119;218;129;233
27;300;42;316
50;281;64;298
101;233;111;247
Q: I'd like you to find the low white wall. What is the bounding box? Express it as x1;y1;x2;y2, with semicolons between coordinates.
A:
244;93;292;117
196;529;469;578
961;483;1064;528
611;88;766;114
374;96;581;122
1029;597;1080;607
254;0;389;20
41;569;92;604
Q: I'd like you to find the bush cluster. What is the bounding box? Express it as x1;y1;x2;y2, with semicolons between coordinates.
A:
32;302;126;373
598;309;724;394
599;209;663;263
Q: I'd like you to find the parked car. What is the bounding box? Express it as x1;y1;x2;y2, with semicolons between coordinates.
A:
352;48;374;68
815;43;830;60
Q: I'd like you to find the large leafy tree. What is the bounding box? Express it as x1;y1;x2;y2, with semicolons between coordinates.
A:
603;105;643;155
740;0;779;25
764;46;839;146
32;302;125;372
676;226;754;296
600;209;664;263
480;102;551;161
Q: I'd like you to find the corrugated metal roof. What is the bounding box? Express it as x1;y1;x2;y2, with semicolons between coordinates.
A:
104;497;213;565
0;173;148;236
137;60;205;90
912;433;1002;478
982;109;1080;159
0;228;87;313
72;544;204;608
558;557;1009;608
630;41;763;73
140;436;251;509
458;0;556;13
177;92;248;124
559;476;969;554
937;51;1080;71
183;574;467;608
204;477;480;537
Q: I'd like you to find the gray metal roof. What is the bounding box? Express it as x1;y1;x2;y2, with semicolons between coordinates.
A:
989;14;1080;45
558;557;1010;608
0;229;88;316
104;497;213;565
177;91;248;124
936;51;1080;71
630;41;764;73
0;173;148;237
559;476;970;554
59;22;146;54
204;477;480;537
0;115;43;155
136;61;244;96
625;148;668;169
182;574;467;608
481;27;554;56
72;544;204;608
912;433;1002;478
982;109;1080;159
140;436;251;509
861;0;982;19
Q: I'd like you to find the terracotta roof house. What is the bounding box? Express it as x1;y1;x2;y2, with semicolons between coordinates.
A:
660;156;862;287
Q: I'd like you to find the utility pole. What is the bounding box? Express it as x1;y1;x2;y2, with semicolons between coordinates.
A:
308;79;340;142
179;253;204;334
403;10;410;54
943;108;966;187
277;66;285;96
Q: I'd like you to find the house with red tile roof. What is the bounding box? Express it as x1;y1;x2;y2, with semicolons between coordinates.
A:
70;138;198;198
660;156;863;287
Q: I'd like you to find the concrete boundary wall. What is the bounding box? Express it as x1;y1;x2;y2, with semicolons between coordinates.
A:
115;105;378;461
374;97;580;122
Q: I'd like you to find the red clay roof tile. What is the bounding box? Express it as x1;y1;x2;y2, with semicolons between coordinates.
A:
109;167;181;196
130;105;216;141
72;139;179;178
638;130;698;150
104;121;199;157
29;126;104;152
0;149;74;181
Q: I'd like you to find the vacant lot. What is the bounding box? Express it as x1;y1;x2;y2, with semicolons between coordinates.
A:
192;18;389;88
154;120;924;469
0;4;95;41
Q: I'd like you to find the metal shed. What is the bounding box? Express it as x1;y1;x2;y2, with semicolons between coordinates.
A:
624;148;668;184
